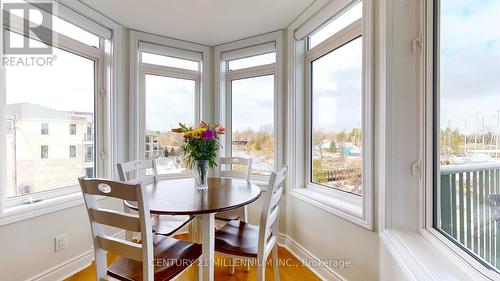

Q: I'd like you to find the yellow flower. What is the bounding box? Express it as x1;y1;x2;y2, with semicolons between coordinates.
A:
185;128;206;139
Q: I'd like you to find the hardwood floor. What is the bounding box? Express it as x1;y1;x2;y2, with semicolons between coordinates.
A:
67;235;320;281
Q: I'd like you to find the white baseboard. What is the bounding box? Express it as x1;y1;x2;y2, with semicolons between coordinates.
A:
27;230;125;281
277;233;347;281
28;230;343;281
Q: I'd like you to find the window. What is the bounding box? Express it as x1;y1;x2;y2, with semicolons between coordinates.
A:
85;146;94;162
69;124;76;135
225;51;276;177
84;167;94;178
307;2;364;196
41;123;48;135
6;120;13;135
141;52;199;71
40;146;48;159
433;0;500;272
231;75;275;176
3;8;106;201
310;38;363;195
69;145;76;158
308;1;362;49
228;52;276;71
139;51;200;175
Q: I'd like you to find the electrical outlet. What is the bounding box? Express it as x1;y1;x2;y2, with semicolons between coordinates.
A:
54;234;68;252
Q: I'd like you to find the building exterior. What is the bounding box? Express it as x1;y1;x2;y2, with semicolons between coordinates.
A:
145;134;162;159
5;103;94;198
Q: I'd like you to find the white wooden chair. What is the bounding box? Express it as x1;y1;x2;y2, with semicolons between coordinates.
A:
215;157;253;222
214;167;288;280
117;160;194;240
79;177;201;281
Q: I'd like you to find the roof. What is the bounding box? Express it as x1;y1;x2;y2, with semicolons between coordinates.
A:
6;103;93;121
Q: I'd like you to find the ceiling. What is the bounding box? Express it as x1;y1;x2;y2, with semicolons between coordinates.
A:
80;0;316;46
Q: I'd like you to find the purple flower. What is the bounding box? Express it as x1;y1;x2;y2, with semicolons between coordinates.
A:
202;130;216;140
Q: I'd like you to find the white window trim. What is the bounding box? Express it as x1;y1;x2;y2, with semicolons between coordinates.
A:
0;0;121;225
129;31;211;179
287;0;374;230
419;0;500;279
375;0;498;279
138;63;201;179
214;31;285;184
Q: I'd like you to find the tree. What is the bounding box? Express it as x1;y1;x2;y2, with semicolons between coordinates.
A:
164;148;169;157
329;140;337;152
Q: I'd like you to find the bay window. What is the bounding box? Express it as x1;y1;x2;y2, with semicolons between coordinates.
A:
432;0;500;274
1;2;111;210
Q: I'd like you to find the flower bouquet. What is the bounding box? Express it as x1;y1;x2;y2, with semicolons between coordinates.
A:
172;121;225;190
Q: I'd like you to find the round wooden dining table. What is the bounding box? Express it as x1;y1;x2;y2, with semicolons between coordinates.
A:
125;177;261;281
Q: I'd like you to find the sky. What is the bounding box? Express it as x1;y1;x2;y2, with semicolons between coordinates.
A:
145;74;195;132
439;0;500;133
5;31;95;113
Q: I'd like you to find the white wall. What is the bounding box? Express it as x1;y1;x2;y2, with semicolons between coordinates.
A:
0;198;122;281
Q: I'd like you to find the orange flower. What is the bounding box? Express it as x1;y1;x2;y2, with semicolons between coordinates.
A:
199;121;208;128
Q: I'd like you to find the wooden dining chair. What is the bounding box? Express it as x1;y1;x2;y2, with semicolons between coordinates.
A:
117;160;194;240
215;157;253;222
79;177;201;281
214;167;288;280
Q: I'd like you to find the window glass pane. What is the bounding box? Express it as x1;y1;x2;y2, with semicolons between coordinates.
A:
435;0;500;271
228;52;276;71
231;75;274;176
52;16;100;48
69;145;76;158
5;42;95;198
141;52;199;71
311;37;363;195
144;74;196;174
309;1;362;49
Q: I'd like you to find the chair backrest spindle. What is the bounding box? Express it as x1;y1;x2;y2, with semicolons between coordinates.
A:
218;157;252;181
117;159;158;185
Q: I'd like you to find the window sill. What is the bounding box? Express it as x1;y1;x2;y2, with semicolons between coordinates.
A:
380;229;497;281
290;187;370;229
0;192;105;227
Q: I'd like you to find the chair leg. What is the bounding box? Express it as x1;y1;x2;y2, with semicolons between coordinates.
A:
229;258;236;275
257;259;266;281
193;258;201;281
95;248;107;281
245;260;250;272
272;244;280;281
188;222;194;242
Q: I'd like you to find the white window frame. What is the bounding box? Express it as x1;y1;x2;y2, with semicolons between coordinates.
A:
420;0;500;279
139;62;201;179
0;0;119;225
226;61;276;182
214;31;284;186
130;31;210;180
287;0;374;229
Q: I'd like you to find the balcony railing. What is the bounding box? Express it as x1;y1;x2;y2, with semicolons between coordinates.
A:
440;163;500;268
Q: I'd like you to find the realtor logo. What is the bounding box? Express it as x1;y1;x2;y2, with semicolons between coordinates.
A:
3;2;53;54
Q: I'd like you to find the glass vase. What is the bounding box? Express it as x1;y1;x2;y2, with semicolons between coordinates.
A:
195;159;209;191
